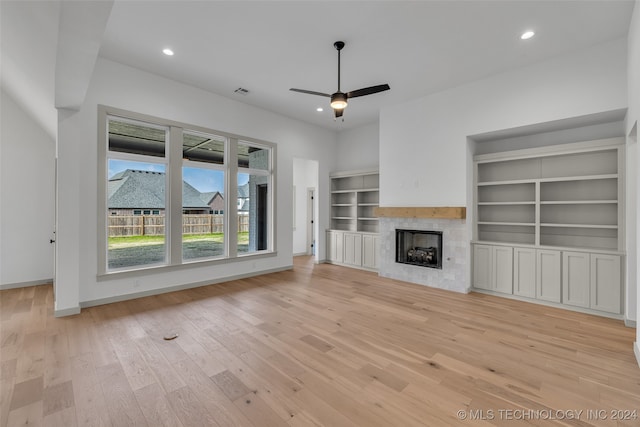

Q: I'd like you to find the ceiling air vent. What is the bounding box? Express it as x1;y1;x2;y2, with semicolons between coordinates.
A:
234;87;249;95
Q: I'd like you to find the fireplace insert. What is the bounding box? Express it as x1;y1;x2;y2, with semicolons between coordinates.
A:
396;229;443;269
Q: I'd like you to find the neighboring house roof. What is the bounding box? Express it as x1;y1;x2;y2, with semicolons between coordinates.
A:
200;191;220;205
108;169;210;209
238;182;249;198
238;199;250;212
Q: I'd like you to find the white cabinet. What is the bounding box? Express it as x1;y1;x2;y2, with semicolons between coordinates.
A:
326;231;343;263
562;251;590;308
362;234;379;270
536;249;561;303
472;244;513;294
513;247;536;298
562;252;621;313
590;253;621;314
343;233;362;266
326;230;378;271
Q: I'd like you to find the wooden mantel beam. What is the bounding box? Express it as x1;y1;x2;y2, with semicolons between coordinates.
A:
373;206;466;219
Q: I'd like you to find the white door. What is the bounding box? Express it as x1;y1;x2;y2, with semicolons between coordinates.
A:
537;249;561;303
590;253;621;313
513;247;536;298
562;251;590;308
493;246;513;294
472;245;492;290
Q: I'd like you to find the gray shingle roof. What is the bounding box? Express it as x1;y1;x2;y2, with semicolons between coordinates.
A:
108;169;210;209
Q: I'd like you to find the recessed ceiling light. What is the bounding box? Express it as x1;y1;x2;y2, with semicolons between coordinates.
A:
316;107;323;112
162;48;174;56
521;31;535;40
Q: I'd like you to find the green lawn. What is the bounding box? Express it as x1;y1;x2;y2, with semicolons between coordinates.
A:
108;232;248;248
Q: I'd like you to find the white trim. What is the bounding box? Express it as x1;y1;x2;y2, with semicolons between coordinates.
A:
54;306;81;317
0;279;52;290
474;137;624;162
624;318;637;327
634;342;640;368
472;287;624;320
83;265;292;309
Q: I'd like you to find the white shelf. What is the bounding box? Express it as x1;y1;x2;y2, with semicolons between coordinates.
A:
330;169;379;233
474;140;622;252
540;223;618;229
478;201;535;206
540;200;617;205
478;221;535;227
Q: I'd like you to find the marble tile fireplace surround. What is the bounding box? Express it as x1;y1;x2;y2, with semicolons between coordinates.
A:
374;207;468;293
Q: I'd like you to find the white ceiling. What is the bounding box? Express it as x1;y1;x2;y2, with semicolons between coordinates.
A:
99;0;634;131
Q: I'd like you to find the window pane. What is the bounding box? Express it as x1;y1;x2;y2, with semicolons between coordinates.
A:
108;119;166;157
183;132;225;164
107;160;166;269
238;142;269;170
182;167;225;260
238;173;269;254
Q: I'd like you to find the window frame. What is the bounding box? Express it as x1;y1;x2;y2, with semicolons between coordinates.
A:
97;105;277;278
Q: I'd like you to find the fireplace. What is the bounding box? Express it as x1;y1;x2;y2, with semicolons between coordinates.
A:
396;229;443;269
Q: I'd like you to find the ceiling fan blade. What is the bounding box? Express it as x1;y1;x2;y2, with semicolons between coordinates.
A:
334;108;344;119
346;84;390;99
290;88;331;97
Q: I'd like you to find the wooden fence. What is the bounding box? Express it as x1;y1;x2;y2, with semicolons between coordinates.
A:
108;214;249;237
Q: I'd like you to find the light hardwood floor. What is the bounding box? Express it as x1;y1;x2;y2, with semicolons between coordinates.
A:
1;256;639;426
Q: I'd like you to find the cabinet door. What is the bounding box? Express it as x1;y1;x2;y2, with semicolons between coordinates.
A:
362;234;379;269
493;246;513;294
536;250;561;302
513;247;536;298
562;251;590;308
473;245;492;290
326;231;343;263
343;233;362;266
590;254;621;313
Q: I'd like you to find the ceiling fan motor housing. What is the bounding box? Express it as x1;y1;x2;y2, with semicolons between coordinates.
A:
330;92;348;109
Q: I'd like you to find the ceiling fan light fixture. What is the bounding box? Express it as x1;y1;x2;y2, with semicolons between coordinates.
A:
330;92;348;110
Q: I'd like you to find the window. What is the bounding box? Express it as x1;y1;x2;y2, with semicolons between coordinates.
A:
182;130;226;261
106;118;168;271
238;141;272;254
99;106;276;274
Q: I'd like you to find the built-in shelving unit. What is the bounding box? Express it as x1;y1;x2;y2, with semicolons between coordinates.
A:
328;169;380;271
472;138;625;317
330;169;379;233
474;139;623;252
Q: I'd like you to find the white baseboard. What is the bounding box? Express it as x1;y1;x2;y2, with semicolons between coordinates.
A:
0;279;52;290
293;252;311;257
80;265;293;309
634;342;640;368
54;306;81;317
624;318;637;328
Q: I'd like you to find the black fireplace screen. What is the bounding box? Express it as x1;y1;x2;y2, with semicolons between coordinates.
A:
395;229;443;269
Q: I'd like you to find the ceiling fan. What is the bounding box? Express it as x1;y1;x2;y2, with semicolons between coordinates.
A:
290;41;390;120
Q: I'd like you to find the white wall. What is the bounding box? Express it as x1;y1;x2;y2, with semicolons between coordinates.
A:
379;38;627;302
335;122;379;172
380;38;627;207
54;57;338;314
292;158;319;256
0;1;60;140
0;90;55;287
627;0;640;365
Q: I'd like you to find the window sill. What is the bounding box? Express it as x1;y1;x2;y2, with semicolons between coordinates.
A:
97;250;277;282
